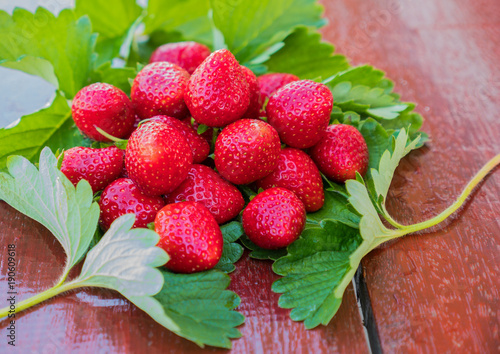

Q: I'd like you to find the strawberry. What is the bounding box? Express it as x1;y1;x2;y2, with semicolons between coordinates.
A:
72;83;135;142
98;178;165;231
155;201;223;273
60;146;124;193
151;115;209;163
240;66;262;119
214;119;281;184
242;187;306;249
166;164;244;224
256;148;324;212
310;124;369;183
257;73;299;103
266;80;333;149
184;49;250;127
131;62;190;120
125;120;193;196
149;41;211;74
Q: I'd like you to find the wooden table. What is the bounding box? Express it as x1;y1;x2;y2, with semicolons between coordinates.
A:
1;0;499;352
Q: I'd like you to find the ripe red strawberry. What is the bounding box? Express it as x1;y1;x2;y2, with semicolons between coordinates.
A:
61;146;123;193
149;41;211;74
266;80;333;149
184;49;250;127
98;178;165;231
155;201;223;273
166;164;244;224
125;120;193;196
256;148;324;212
152;115;209;163
310;124;369;183
240;66;262;118
214;119;281;184
257;73;299;103
131;62;190;120
242;187;306;249
72;83;135;142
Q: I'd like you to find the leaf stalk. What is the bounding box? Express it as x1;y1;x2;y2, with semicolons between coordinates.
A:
0;281;80;318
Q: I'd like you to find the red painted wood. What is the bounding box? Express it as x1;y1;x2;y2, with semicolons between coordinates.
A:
0;202;368;353
320;0;500;352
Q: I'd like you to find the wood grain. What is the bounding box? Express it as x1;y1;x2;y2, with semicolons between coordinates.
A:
321;0;500;352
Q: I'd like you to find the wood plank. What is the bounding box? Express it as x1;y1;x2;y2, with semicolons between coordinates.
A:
0;202;369;352
321;0;500;352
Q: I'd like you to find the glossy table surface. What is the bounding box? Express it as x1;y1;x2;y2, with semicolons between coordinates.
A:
1;0;499;352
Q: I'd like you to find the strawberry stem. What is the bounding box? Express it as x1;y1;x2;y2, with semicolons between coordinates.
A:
0;281;81;318
378;153;500;242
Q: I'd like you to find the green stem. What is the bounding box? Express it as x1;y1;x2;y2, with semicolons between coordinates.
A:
379;153;500;241
0;281;80;318
53;262;72;288
381;205;406;229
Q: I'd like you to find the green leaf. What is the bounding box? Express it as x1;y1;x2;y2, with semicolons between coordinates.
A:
264;27;349;79
0;93;87;171
75;0;143;65
345;178;391;241
358;118;392;172
74;214;169;296
0;147;99;269
371;128;421;201
240;235;288;260
323;65;393;92
379;111;429;147
330;82;408;120
90;62;137;95
75;0;142;39
130;270;245;349
215;221;244;273
0;8;96;98
197;124;209;135
211;0;325;63
306;190;360;229
272;222;362;329
0;56;58;87
144;0;212;45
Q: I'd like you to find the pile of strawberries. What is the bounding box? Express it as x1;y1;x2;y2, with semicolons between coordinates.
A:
62;41;369;274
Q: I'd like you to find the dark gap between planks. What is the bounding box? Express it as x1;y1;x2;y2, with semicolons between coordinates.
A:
354;265;383;354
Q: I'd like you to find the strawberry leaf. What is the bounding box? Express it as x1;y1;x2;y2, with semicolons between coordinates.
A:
144;0;212;45
305;190;359;229
357;118;392;172
130;270;245;349
264;26;349;79
0;147;99;270
72;214;169;296
272;222;362;329
211;0;325;63
90;62;137;95
0;93;88;171
75;0;143;65
0;8;96;98
323;65;393;92
215;221;245;273
329;82;408;120
378;111;429;146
